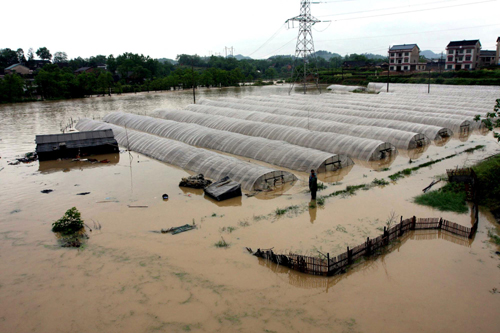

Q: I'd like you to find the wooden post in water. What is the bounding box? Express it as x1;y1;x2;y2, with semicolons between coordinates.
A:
383;226;389;245
438;218;443;229
366;237;371;256
327;253;330;275
347;246;352;265
411;216;416;230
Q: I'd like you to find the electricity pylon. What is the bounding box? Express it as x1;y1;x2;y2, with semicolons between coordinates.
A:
286;0;322;94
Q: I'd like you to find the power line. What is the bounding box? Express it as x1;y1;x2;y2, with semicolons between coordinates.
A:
317;0;462;18
327;0;496;22
315;23;500;43
246;24;286;58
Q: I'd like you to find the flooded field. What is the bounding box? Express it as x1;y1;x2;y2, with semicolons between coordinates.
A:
1;86;500;333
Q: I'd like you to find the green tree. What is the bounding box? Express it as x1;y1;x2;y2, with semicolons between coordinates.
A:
265;67;278;80
0;48;18;68
53;52;68;63
474;99;500;142
0;73;25;103
16;48;26;64
36;47;52;61
97;71;114;96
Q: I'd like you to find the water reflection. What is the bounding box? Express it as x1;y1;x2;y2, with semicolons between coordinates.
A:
308;200;317;224
254;181;296;200
352;153;397;171
317;165;353;183
399;146;428;160
38;153;120;174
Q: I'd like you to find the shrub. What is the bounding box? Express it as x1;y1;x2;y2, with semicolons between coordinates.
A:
52;207;84;235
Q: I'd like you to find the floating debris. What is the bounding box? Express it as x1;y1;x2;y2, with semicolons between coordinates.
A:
157;224;196;235
41;189;53;194
204;176;241;201
127;205;148;208
179;174;212;189
162;194;169;200
422;179;441;193
77;192;91;196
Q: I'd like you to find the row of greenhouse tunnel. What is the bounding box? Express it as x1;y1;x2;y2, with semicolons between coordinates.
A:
75;83;498;191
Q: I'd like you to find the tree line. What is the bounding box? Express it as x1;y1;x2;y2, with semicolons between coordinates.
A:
0;46;387;103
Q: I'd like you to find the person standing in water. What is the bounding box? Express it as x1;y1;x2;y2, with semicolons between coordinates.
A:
309;169;318;200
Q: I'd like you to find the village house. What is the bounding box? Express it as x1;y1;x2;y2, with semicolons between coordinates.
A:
388;44;421;71
5;64;31;75
445;40;481;70
479;50;497;67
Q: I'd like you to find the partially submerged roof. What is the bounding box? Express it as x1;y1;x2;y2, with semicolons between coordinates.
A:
36;129;116;153
5;63;23;70
36;129;115;144
390;44;419;51
447;40;480;47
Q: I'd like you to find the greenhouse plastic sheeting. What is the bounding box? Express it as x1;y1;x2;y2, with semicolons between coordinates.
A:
198;98;451;143
241;95;471;134
194;100;430;150
152;109;397;162
277;94;486;119
368;83;500;99
75;119;297;191
102;112;352;173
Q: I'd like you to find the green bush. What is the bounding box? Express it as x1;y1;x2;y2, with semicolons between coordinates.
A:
414;182;468;213
52;207;84;235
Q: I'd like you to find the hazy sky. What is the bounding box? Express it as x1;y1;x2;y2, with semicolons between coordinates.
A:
2;0;499;60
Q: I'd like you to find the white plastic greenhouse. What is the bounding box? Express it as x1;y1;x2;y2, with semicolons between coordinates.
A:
241;96;472;134
193;101;430;150
102;112;352;173
197;98;451;144
75;119;297;191
152;109;397;162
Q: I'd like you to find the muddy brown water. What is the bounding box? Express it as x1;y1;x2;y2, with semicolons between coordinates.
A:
1;86;500;333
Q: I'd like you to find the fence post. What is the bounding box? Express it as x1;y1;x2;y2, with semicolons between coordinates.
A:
383;227;389;246
438;218;442;229
412;216;416;230
366;237;371;256
347;246;352;265
399;218;404;236
327;253;330;274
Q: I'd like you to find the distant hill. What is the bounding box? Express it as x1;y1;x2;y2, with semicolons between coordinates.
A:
157;58;177;65
314;50;342;60
234;54;252;60
362;53;387;60
420;50;442;59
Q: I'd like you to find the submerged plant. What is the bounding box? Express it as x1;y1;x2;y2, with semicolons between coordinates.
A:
52;207;84;235
214;237;229;248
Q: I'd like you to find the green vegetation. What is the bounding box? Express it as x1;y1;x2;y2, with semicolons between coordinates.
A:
473;154;500;210
474;98;500;142
487;229;500;245
274;205;299;216
214;237;229;248
52;207;84;235
372;178;389;186
414;182;468;213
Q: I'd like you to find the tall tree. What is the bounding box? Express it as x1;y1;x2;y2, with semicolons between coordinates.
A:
0;48;18;68
53;52;68;63
36;47;52;61
16;48;26;64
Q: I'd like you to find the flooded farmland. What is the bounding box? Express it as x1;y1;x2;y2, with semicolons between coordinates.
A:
1;85;500;333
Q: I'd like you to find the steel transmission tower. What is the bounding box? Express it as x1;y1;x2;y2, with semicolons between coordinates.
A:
286;0;322;94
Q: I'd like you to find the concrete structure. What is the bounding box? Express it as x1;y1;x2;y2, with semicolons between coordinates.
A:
496;37;500;65
479;50;497;67
5;64;31;75
445;40;481;70
389;44;420;71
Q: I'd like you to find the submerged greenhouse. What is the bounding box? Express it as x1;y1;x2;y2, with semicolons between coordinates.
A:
195;100;430;150
102;112;353;172
152;109;397;162
75;119;297;191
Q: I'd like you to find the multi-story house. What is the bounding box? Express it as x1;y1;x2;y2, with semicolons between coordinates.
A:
479;50;497;67
445;40;481;70
388;44;420;71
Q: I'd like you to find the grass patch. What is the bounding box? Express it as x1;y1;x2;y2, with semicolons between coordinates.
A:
372;178;389;186
214;237;229;248
316;196;325;207
220;226;237;233
487;229;500;245
414;182;468;213
274;205;299;216
473;153;500;210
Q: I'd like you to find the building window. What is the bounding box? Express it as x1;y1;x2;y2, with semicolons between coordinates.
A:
390;59;394;63
448;56;453;61
404;58;409;63
448;50;453;55
466;49;472;53
458;49;464;54
465;65;470;69
447;65;453;69
458;57;463;61
405;52;409;56
466;56;471;61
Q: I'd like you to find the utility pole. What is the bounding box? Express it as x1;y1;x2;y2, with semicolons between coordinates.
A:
286;1;326;95
387;45;390;93
428;69;431;94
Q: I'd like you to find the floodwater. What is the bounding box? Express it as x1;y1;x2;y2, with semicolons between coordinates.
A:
1;86;500;333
